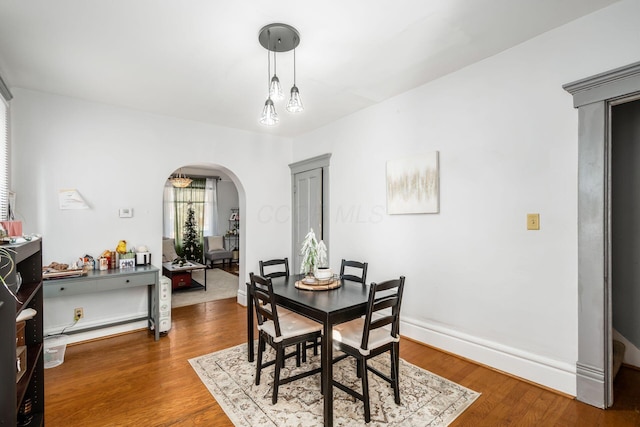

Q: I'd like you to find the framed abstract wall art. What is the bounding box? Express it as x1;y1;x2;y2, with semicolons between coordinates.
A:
386;152;439;214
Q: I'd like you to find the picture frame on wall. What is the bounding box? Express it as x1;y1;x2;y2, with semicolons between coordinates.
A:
229;212;237;221
386;151;440;214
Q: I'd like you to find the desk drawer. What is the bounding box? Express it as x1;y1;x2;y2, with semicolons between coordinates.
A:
44;271;155;298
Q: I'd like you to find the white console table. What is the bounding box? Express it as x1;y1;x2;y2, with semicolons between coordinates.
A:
43;265;161;340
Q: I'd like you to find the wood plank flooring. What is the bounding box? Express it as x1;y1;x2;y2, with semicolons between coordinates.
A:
45;297;640;426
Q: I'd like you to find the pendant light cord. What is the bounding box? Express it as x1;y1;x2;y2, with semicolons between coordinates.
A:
266;30;271;95
293;44;297;85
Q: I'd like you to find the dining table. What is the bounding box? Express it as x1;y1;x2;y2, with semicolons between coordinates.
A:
246;274;370;427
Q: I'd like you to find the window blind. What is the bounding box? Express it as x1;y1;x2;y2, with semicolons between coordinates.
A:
0;98;8;221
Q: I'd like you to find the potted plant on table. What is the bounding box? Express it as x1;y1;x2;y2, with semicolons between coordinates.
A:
300;228;318;277
299;228;331;279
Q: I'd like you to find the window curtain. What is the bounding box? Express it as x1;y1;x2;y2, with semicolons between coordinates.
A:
204;178;219;237
162;177;218;257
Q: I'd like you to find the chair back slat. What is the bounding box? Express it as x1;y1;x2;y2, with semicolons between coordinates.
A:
361;276;405;351
250;272;282;337
340;259;368;285
259;258;290;279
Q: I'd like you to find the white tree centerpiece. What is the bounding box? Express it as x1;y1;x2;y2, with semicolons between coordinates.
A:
300;228;332;279
300;228;318;276
314;239;332;279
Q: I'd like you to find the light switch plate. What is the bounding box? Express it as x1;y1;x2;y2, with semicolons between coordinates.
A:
119;208;133;218
527;213;540;230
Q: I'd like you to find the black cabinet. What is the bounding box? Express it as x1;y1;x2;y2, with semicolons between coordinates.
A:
0;239;44;426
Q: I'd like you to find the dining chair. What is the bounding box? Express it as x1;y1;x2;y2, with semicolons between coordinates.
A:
340;259;368;285
258;258;318;361
259;258;290;279
332;276;405;423
250;272;323;404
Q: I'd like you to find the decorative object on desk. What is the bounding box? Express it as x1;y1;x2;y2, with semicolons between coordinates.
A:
0;220;22;237
119;250;135;269
135;245;152;266
190;343;480;427
182;203;202;262
42;262;85;280
119;258;135;269
299;228;318;275
386;151;440;214
99;257;108;270
116;240;127;254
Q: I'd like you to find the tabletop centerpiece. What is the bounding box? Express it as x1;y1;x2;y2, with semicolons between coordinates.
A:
298;229;337;290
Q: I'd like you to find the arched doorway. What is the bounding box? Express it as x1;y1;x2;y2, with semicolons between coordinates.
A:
163;164;244;305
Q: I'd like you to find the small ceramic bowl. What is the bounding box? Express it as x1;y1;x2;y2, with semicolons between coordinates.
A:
314;268;332;280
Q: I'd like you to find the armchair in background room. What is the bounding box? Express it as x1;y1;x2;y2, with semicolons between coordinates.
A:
204;235;233;268
162;238;179;263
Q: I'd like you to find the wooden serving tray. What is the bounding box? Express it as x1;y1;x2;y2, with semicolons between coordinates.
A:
295;277;341;291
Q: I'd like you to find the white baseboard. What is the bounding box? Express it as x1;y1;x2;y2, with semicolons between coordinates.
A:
400;316;577;396
44;313;149;345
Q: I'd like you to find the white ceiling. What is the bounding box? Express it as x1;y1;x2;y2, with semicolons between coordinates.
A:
0;0;619;137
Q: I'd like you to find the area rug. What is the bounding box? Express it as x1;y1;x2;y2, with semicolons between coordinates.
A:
171;269;239;308
189;343;480;426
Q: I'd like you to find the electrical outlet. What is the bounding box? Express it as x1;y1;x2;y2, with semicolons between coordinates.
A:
74;307;84;321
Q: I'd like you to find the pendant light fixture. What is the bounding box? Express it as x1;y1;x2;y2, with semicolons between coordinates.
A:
286;44;304;113
258;23;302;126
169;169;192;188
259;42;279;126
269;50;284;101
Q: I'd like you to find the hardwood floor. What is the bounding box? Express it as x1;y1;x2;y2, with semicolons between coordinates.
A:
45;298;640;426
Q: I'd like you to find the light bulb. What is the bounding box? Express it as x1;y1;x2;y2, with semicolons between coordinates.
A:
286;85;304;113
259;98;279;126
269;75;284;101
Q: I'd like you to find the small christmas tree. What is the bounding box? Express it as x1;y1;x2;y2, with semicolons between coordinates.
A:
182;204;202;262
317;240;328;268
300;228;318;275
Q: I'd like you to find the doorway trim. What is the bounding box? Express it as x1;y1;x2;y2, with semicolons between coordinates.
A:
564;61;640;408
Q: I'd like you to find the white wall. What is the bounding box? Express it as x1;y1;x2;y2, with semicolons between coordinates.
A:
11;88;292;342
292;0;640;395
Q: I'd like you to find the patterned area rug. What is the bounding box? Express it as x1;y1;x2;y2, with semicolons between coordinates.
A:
189;343;480;426
171;269;239;308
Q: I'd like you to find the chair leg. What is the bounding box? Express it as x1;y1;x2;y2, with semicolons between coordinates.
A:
391;343;400;404
296;343;301;367
273;346;283;404
361;358;371;423
255;335;264;386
